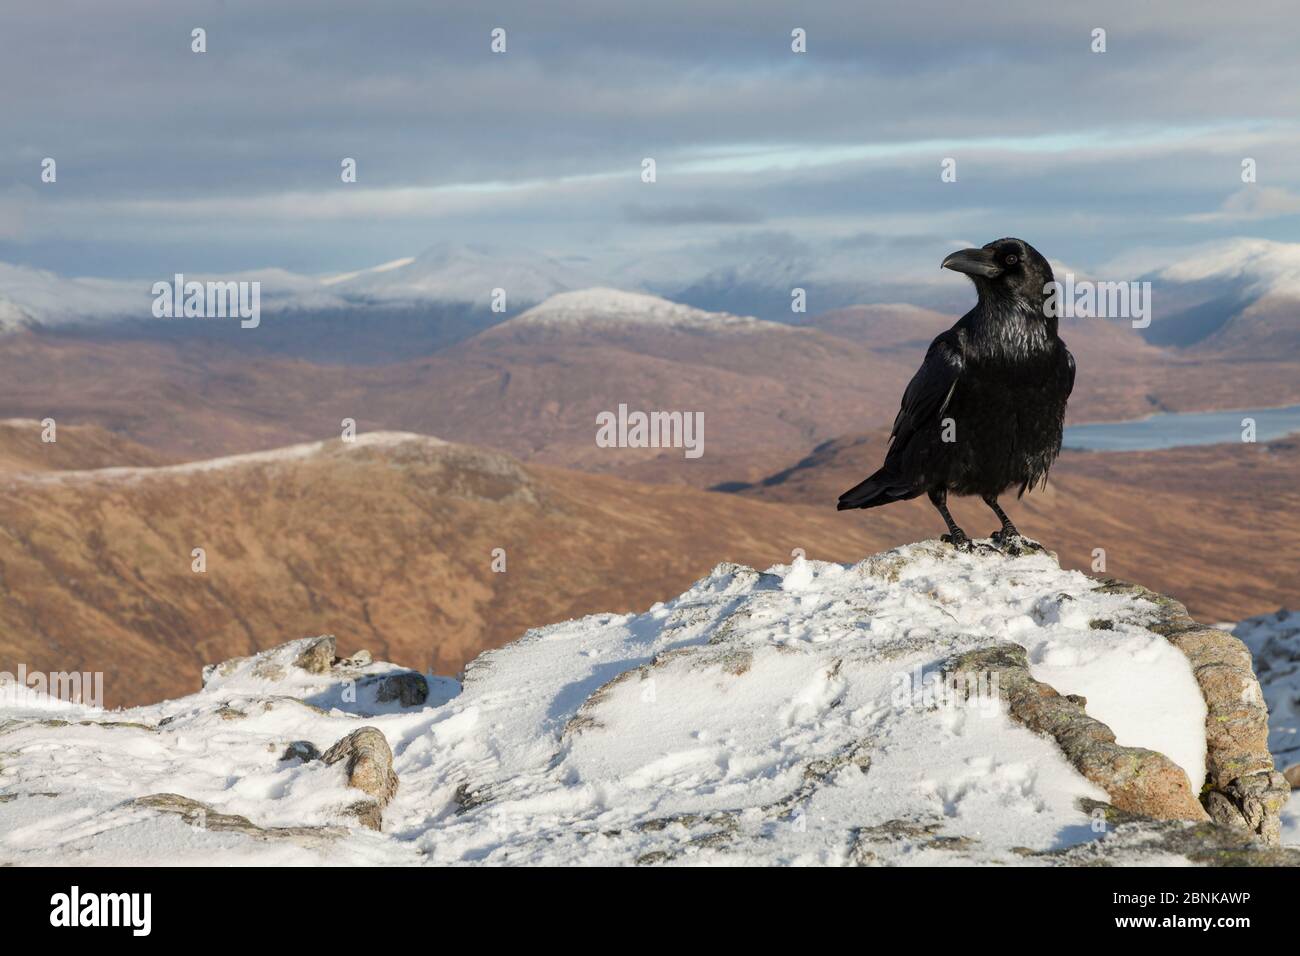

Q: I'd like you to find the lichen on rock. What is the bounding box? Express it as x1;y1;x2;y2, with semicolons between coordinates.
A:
948;643;1208;822
1094;579;1291;844
320;726;399;830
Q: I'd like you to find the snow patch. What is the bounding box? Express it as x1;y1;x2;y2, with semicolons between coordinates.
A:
0;542;1223;865
5;431;447;485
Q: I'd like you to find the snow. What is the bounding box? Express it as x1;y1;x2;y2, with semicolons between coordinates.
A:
0;541;1227;865
511;287;773;331
3;430;445;485
321;243;603;306
0;681;95;718
0;296;35;332
1156;237;1300;298
0;261;352;326
6;237;1300;334
320;257;417;286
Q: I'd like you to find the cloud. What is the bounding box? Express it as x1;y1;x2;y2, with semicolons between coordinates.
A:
2;0;1300;280
0;187;36;241
1187;186;1300;222
621;202;764;225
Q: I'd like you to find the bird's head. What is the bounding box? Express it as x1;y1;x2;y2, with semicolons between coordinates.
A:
941;238;1054;309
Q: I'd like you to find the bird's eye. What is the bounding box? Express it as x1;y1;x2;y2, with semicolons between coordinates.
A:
1005;254;1019;265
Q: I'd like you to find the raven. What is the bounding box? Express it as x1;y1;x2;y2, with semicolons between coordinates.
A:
837;238;1075;550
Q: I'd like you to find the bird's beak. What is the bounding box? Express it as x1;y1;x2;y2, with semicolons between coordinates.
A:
941;248;1001;278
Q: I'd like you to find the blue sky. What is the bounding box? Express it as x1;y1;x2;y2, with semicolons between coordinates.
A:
2;0;1298;287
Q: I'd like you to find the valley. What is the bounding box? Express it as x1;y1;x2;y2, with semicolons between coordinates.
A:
0;287;1296;707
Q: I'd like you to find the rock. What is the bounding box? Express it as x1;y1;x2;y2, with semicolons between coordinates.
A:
292;635;337;674
214;703;246;721
338;649;372;667
949;643;1207;822
8;542;1292;866
132;793;342;845
201;655;247;686
1030;798;1300;866
250;660;286;682
1205;772;1291;845
1094;579;1289;843
320;727;398;830
280;740;321;763
376;671;429;708
851;819;977;864
344;801;385;831
1284;764;1300;788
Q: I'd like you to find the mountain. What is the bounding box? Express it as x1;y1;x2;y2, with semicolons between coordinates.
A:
719;429;1300;625
0;420;168;472
1192;294;1300;357
5;285;1298;493
7;233;1300;374
0;292;913;488
0;244;600;365
0;427;920;708
321;242;603;307
0;297;36;334
1;543;1292;864
800;303;953;354
0;243;595;328
805;299;1300;423
1140;238;1300;352
432;290;910;485
508;287;770;330
763;237;1300;362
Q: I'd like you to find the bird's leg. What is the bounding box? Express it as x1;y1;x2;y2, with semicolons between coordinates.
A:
929;489;973;551
983;494;1042;554
982;494;1019;543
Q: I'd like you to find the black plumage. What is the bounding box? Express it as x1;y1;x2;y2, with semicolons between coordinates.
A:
837;238;1075;549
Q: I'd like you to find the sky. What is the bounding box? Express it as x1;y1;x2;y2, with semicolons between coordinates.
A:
2;0;1299;291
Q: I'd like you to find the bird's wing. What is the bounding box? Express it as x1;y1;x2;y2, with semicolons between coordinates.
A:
889;330;964;448
1063;344;1076;399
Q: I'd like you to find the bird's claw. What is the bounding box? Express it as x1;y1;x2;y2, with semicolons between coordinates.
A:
990;530;1044;556
941;532;976;552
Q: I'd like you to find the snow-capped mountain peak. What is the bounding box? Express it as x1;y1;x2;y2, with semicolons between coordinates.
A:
1155;237;1300;298
0;296;37;333
510;287;769;330
322;243;603;307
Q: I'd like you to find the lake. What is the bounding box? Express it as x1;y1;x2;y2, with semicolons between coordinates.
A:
1062;404;1300;452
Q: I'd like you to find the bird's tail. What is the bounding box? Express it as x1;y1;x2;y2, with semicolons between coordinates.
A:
836;468;913;511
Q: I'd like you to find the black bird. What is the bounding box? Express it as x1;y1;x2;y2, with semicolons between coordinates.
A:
837;238;1075;550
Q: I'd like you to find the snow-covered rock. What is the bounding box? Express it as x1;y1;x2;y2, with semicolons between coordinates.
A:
0;542;1292;865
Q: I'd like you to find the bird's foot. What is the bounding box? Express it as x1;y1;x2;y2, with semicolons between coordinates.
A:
990;529;1044;556
941;531;976;552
